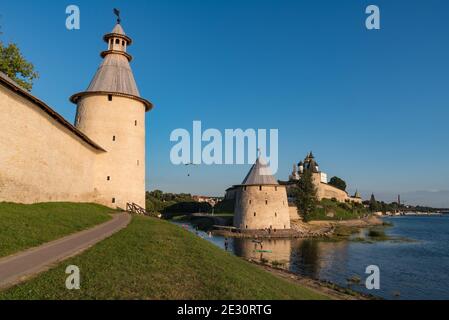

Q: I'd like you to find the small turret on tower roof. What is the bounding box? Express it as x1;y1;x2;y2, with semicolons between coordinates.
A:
70;14;152;111
103;22;133;46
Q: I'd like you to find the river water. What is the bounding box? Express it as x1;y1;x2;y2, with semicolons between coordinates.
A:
175;215;449;300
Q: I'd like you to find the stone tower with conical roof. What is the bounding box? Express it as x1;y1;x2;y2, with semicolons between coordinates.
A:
233;158;291;232
71;19;153;209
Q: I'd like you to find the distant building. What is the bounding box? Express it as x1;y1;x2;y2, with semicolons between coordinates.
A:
229;157;291;231
284;152;362;204
192;195;222;207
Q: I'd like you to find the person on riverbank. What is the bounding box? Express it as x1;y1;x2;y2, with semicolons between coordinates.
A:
224;238;229;251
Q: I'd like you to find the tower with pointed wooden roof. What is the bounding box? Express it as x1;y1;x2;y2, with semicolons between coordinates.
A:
233;157;291;232
71;16;153;209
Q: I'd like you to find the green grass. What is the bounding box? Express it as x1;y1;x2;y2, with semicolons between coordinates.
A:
0;216;329;300
308;199;367;221
0;202;114;258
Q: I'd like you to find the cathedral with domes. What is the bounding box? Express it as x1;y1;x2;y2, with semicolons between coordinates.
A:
285;152;362;204
225;152;362;232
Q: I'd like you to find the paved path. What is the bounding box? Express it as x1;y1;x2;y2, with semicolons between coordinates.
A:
0;213;131;290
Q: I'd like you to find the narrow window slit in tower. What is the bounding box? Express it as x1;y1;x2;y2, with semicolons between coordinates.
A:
259;186;262;191
113;136;116;141
135;120;138;126
137;160;140;166
254;212;256;217
107;176;111;181
108;94;113;101
265;200;268;205
112;198;116;204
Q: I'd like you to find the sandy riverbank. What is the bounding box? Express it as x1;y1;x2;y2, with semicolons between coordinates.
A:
213;216;384;239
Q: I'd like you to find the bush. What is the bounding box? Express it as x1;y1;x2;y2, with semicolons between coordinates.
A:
328;177;347;192
337;202;352;211
163;202;212;215
191;218;215;231
214;200;235;214
368;230;386;238
306;199;367;221
146;190;196;214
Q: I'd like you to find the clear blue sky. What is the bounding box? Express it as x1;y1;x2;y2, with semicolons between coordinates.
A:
1;0;449;205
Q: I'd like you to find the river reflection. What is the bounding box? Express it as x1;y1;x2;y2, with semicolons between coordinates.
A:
233;239;292;268
174;216;449;300
233;238;351;280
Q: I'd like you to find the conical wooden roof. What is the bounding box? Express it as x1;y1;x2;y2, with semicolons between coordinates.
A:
86;52;140;96
241;157;279;186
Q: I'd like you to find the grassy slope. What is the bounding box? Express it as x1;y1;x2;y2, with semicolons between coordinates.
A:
0;203;113;258
0;216;329;300
309;199;367;221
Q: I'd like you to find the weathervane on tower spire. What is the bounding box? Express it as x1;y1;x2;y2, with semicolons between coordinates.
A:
113;8;121;24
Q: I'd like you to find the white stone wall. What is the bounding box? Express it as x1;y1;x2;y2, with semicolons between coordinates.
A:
234;185;291;231
289;205;301;220
0;85;101;204
75;94;146;209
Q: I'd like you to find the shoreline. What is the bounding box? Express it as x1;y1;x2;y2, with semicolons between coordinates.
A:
247;259;379;300
212;216;384;239
173;216;388;299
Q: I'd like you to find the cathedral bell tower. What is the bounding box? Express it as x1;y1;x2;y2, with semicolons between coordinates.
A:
70;15;153;209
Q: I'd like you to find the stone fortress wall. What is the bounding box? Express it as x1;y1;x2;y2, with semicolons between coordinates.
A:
233;185;291;231
285;153;363;205
227;153;364;230
75;95;146;209
0;81;103;205
311;173;362;204
0;21;151;209
0;79;147;209
288;205;301;220
285;173;362;206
